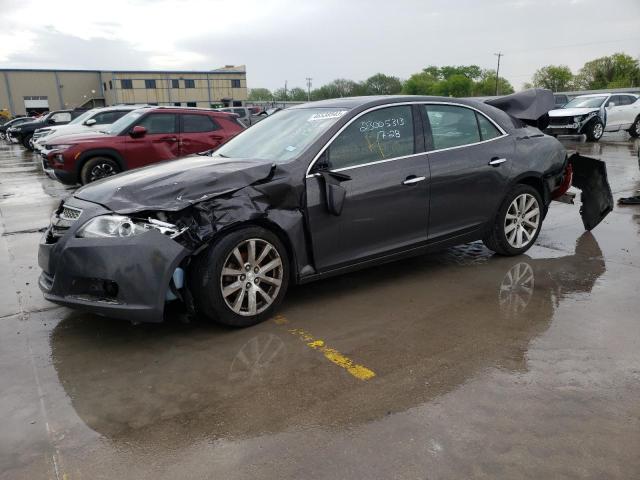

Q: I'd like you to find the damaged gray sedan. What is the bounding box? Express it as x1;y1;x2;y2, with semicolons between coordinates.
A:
38;91;613;327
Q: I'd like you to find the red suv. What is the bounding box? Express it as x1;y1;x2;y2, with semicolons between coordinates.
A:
42;107;245;185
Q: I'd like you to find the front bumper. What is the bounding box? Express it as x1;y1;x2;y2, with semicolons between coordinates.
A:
545;125;581;135
38;199;191;323
41;152;78;184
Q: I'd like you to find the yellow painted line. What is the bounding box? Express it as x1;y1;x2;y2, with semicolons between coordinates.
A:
272;315;376;381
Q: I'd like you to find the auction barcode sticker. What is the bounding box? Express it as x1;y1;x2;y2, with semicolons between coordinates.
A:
308;110;347;121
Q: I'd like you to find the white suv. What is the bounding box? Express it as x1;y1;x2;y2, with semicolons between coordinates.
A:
32;105;144;152
546;93;640;141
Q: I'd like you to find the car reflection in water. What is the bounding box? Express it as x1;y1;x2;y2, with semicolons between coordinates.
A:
50;233;605;445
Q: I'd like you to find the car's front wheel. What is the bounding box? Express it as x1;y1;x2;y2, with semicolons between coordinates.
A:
191;226;290;327
21;134;33;150
80;157;121;184
585;118;604;142
629;116;640;138
483;184;543;256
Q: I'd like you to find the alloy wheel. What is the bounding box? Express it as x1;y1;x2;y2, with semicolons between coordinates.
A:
220;238;283;316
90;163;116;181
593;122;604;139
635;119;640;136
504;193;540;249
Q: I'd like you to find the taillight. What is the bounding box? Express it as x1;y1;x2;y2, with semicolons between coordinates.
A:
552;163;573;199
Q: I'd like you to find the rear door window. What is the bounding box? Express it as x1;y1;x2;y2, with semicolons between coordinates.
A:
424;105;481;150
182;114;219;133
328;105;414;169
136;113;177;134
476;113;502;141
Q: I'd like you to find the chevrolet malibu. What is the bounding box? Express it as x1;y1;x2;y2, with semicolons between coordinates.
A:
38;92;613;327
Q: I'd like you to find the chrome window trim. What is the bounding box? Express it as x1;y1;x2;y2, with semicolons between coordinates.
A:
305;101;509;177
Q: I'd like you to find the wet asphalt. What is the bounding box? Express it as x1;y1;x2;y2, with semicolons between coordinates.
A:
0;134;639;480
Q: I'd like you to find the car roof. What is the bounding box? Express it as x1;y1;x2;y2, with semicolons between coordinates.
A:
287;95;521;132
289;95;502;111
574;93;609;98
135;106;237;116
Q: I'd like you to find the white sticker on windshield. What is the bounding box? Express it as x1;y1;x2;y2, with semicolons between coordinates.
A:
307;111;347;122
285;145;297;152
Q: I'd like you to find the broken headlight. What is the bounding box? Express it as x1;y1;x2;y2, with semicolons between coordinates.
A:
77;215;184;239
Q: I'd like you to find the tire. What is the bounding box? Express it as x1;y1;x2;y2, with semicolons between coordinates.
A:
21;134;33;150
483;184;544;256
190;226;290;327
584;118;604;142
629;116;640;138
79;156;121;185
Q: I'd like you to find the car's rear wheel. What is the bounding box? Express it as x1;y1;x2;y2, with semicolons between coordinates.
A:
191;226;290;327
80;157;121;184
585;119;604;142
483;184;543;256
629;116;640;138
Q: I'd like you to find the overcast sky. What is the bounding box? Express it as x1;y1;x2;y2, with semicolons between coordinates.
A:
0;0;639;91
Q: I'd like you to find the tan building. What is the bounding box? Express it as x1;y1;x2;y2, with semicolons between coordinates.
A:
0;66;247;116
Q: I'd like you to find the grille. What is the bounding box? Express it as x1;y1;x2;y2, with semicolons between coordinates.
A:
550;116;573;126
60;205;83;221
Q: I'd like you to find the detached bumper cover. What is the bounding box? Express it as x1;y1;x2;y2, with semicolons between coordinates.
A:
38;199;190;322
568;153;614;231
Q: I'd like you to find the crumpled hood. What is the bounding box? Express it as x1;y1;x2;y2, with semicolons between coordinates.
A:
549;107;598;117
74;155;275;213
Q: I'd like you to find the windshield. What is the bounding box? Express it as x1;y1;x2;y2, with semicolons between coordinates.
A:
214;108;348;162
68;110;96;125
104;109;146;135
563;96;607;109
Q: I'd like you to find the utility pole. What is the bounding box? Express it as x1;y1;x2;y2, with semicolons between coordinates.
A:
494;52;503;96
284;80;288;102
305;77;312;101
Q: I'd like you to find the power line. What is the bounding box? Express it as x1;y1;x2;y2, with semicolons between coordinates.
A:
504;37;640;56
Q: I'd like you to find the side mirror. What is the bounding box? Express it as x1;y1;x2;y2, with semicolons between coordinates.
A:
607;102;616;108
317;170;351;216
130;125;147;138
47;118;56;124
84;118;97;126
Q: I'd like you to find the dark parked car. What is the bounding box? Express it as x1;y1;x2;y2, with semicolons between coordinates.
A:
7;109;86;148
38;92;612;327
0;116;35;140
42;106;245;185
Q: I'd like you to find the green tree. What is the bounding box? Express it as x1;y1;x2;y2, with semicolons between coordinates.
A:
434;74;474;97
402;69;440;95
439;65;482;80
288;87;308;101
311;78;362;100
247;88;272;101
472;70;514;96
532;65;574;91
362;73;403;95
574;53;640;89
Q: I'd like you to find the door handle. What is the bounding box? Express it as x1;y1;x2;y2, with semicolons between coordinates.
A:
402;176;426;185
161;136;178;142
489;157;507;166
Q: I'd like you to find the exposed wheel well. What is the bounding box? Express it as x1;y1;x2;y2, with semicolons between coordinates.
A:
517;176;544;199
